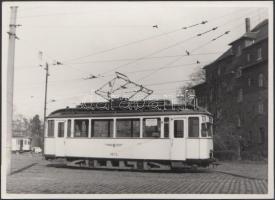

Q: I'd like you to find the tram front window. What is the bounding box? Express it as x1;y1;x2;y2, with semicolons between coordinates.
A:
143;118;161;138
188;117;199;138
202;122;213;137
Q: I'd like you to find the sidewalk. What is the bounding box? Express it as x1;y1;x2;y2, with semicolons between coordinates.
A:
10;152;44;174
212;161;268;180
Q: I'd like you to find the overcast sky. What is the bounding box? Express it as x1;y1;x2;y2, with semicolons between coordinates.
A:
2;1;271;119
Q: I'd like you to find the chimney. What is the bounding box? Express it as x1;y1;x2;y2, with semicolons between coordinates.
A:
245;18;251;33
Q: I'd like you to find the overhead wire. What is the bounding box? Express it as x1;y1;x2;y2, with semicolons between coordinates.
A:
88;8;265;77
135;9;267;82
15;10;264;89
14;52;222;70
13;8;270;104
61;8;253;64
15;10;265;89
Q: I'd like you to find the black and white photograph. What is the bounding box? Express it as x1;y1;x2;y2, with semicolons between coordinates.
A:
1;1;274;199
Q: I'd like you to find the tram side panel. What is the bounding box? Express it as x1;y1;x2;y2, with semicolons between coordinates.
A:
199;138;213;159
44;114;214;163
64;138;171;161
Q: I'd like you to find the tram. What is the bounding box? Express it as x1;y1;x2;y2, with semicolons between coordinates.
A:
44;98;214;170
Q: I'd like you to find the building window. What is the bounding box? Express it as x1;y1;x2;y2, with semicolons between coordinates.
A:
188;117;199;137
217;108;222;119
67;119;71;137
174;120;184;138
248;78;251;87
236;68;242;78
258;73;264;87
58;122;65;137
74;119;89;137
259;127;265;144
217;67;221;76
164;117;170;138
257;48;262;60
209;89;213;102
237;88;243;102
47;120;55;137
92;119;113;138
258;102;264;114
248;130;253;144
226;84;233;92
116;119;140;138
236;45;241;56
247;53;250;62
143;118;161;138
237;115;241;127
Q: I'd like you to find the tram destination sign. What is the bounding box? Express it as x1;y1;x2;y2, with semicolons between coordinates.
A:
77;98;197;112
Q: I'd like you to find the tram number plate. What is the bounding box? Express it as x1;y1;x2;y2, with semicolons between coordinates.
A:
110;152;118;156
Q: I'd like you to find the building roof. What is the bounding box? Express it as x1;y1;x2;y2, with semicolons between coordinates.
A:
203;19;268;69
191;82;206;89
203;48;233;69
228;32;257;45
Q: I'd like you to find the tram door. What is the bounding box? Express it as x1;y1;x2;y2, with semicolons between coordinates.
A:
55;120;66;157
170;118;186;160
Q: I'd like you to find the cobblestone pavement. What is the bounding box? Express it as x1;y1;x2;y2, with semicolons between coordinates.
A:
6;154;268;194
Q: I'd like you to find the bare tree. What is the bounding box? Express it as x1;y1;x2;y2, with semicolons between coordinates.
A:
177;68;205;103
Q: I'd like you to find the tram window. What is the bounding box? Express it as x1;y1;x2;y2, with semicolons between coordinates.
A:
58;122;65;137
164;117;169;138
47;120;55;137
201;122;213;137
188;117;199;137
174;120;184;138
92;119;113;138
201;123;207;137
74;119;89;137
143;118;161;138
208;123;213;137
116;119;140;138
67;119;71;137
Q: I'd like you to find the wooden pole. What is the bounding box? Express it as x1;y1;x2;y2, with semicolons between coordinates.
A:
6;6;18;175
42;62;49;154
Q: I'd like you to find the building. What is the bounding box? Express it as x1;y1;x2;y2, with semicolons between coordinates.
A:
192;18;268;159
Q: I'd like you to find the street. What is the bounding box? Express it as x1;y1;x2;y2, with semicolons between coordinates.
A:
7;153;267;194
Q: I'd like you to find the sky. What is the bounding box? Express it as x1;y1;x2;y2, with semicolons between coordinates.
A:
2;1;271;119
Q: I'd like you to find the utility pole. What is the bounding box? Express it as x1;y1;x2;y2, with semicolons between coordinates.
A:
42;62;49;154
6;6;19;176
40;58;62;154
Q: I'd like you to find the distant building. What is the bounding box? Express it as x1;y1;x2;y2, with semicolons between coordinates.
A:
192;18;268;159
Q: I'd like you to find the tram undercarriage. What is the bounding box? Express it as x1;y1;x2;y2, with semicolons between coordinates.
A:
46;156;215;171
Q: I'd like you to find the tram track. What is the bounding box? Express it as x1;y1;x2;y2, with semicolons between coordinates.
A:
210;169;267;181
46;160;266;181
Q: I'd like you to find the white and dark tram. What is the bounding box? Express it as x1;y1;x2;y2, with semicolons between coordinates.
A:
44;99;215;170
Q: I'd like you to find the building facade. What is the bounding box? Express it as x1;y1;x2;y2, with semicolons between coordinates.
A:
192;18;268;159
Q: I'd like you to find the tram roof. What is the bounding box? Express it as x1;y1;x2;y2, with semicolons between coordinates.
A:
47;99;211;118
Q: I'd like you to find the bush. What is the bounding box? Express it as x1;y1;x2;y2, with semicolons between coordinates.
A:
214;150;239;161
241;150;266;161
